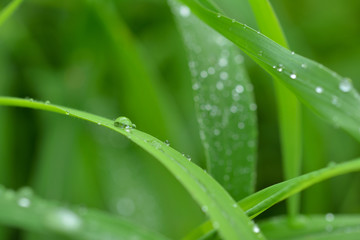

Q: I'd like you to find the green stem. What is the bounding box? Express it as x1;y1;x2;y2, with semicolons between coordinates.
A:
247;0;302;221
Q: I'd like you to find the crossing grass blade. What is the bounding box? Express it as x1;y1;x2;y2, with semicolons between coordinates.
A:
0;185;170;240
260;215;360;240
176;0;360;143
0;97;265;240
184;157;360;239
169;0;258;200
247;0;302;219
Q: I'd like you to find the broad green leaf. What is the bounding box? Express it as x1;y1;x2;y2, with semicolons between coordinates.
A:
0;185;169;240
0;0;22;27
177;0;360;143
248;0;302;219
185;157;360;240
169;1;257;199
260;215;360;240
0;97;265;240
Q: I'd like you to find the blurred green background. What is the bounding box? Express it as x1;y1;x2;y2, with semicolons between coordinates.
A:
0;0;359;239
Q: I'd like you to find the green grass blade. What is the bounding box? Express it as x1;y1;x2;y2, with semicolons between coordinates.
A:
184;157;360;239
248;0;302;219
260;215;360;240
169;1;258;199
0;0;22;27
0;97;265;240
176;0;360;143
0;186;170;240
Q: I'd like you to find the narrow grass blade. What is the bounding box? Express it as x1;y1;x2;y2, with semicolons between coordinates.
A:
176;0;360;143
260;215;360;240
169;1;258;199
184;157;360;239
0;97;265;240
248;0;302;219
0;0;22;27
0;185;170;240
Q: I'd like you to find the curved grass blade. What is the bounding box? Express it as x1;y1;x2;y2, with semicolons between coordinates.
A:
0;97;265;240
248;0;302;219
184;157;360;240
0;185;169;240
0;0;22;27
260;215;360;240
177;0;360;143
169;1;258;200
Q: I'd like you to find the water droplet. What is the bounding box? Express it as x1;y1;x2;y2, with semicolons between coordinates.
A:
290;73;297;79
114;116;135;129
220;72;228;80
208;67;215;75
325;213;335;222
192;83;200;90
233;203;238;208
179;5;190;17
217;14;221;18
291;51;295;55
230;105;238;113
216;81;224;90
249;103;257;111
164;140;170;146
277;67;283;72
18;198;31;208
218;57;228;67
258;50;263;56
65;111;70;116
331;96;339;106
238;122;245;129
97;122;101;126
45;100;51;105
315;87;323;94
214;129;220;136
201;205;208;213
235;85;244;93
253;224;260;233
232;19;236;23
301;63;307;68
200;70;208;78
46;209;82;233
339;78;352;92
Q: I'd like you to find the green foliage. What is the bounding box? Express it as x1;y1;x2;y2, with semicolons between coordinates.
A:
1;0;360;240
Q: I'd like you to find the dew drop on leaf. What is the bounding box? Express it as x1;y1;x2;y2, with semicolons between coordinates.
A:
315;87;323;94
325;213;335;222
339;78;352;92
114;116;136;129
290;73;297;79
179;5;190;18
253;224;260;233
46;209;82;233
18;197;31;208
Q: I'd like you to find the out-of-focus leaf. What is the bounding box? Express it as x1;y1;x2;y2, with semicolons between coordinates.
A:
248;0;302;218
260;215;360;240
0;185;170;240
0;97;265;240
169;0;257;199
